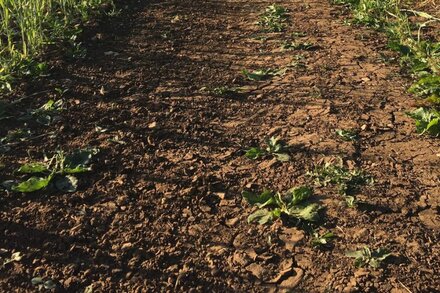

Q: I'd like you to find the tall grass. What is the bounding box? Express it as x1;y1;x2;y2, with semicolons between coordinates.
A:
333;0;440;136
0;0;114;91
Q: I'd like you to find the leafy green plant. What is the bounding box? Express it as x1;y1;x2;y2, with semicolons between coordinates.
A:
335;129;359;141
307;162;372;196
31;277;56;290
243;186;322;224
210;86;240;96
345;195;357;208
409;75;440;104
1;251;22;267
0;0;115;92
406;107;440;136
242;68;285;81
282;41;317;51
245;136;291;161
31;99;64;125
311;231;336;248
331;0;440;133
11;148;98;193
258;4;288;32
0;128;32;143
346;247;391;269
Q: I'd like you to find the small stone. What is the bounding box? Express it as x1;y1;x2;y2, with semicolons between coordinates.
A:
121;243;133;251
246;263;265;279
225;217;239;227
279;268;303;291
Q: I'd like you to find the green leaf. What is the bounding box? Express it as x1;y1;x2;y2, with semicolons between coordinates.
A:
43;280;56;289
63;165;91;174
242;190;275;207
372;248;391;261
312;231;335;247
426;117;440;136
54;175;78;193
245;147;265;160
407;107;440;136
335;129;358;141
345;249;365;259
11;176;51;193
247;208;281;224
345;196;357;208
17;162;49;174
287;203;321;222
242;69;274;81
409;75;440;97
266;136;282;153
64;148;98;173
31;277;43;285
346;247;390;268
285;186;313;205
274;153;290;162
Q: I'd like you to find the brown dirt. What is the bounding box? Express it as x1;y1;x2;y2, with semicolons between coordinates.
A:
1;0;439;292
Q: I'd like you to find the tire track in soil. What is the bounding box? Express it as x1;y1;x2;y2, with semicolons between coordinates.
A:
0;0;439;292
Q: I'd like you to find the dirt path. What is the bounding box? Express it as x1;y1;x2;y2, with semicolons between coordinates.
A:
1;0;439;292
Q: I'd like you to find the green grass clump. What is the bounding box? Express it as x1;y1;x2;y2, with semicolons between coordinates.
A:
0;0;115;91
258;4;288;32
332;0;440;134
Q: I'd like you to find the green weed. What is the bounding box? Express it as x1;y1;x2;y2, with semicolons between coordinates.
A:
22;99;63;125
245;136;291;162
242;68;285;81
0;128;32;143
258;4;288;32
307;161;372;198
1;251;22;267
311;231;336;248
10;148;98;193
282;41;317;51
243;186;322;224
209;86;241;96
0;0;114;91
332;0;440;131
31;277;56;290
406;107;440;136
346;246;391;269
335;129;359;141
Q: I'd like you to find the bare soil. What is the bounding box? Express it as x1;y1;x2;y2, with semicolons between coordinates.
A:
0;0;439;292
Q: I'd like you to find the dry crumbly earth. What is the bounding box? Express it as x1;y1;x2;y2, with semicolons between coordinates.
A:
0;0;439;292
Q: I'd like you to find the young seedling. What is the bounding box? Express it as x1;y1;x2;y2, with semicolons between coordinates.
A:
210;86;240;96
344;195;357;208
11;148;98;193
346;247;391;269
242;68;285;81
258;4;288;32
281;41;318;51
243;186;322;225
0;129;32;144
406;107;440;136
307;162;372;196
31;277;56;290
335;129;359;141
20;99;64;126
245;136;291;162
1;251;22;267
311;231;336;248
289;55;307;70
